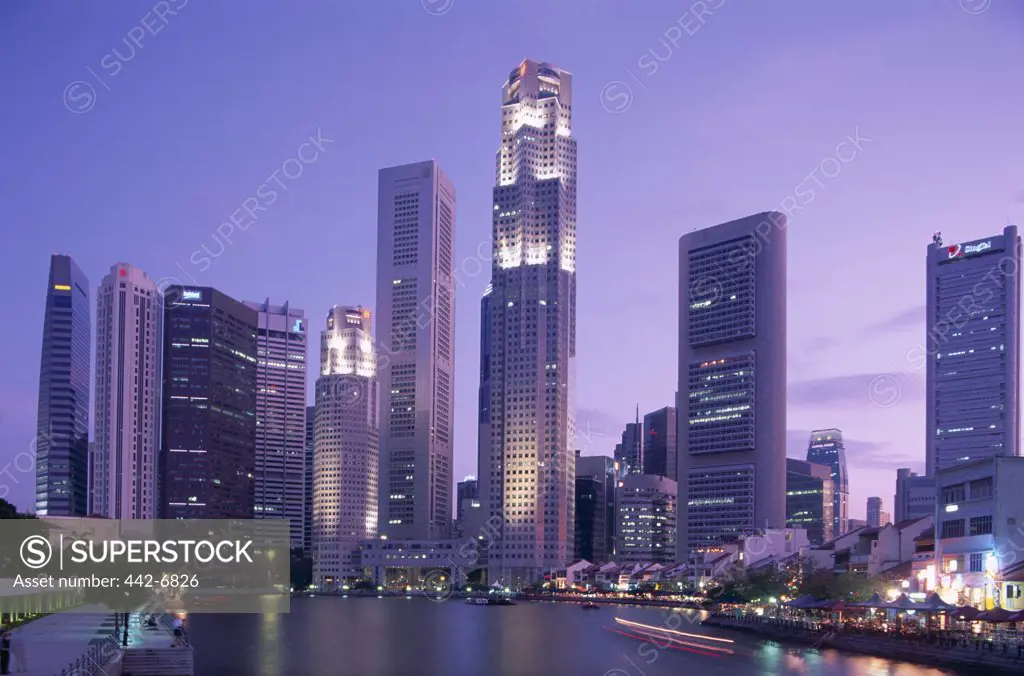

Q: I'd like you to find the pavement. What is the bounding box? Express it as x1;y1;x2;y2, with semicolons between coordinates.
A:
4;611;118;676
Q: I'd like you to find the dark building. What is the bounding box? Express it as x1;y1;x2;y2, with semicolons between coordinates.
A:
614;407;643;477
35;254;91;516
575;453;617;563
642;406;677;479
304;404;314;556
476;285;493;530
785;458;834;545
806;429;849;536
456;477;479;523
161;286;258;519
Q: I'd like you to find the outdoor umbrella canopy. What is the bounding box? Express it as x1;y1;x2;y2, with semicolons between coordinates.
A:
950;605;981;621
853;592;886;608
782;594;820;608
1007;610;1024;622
886;593;919;610
976;607;1016;623
918;593;954;612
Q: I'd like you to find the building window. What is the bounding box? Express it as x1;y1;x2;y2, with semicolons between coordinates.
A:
969;515;993;536
941;518;965;539
942;484;965;505
969;477;993;500
969;552;984;573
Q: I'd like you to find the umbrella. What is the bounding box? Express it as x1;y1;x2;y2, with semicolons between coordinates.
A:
919;593;955;612
950;605;981;621
1007;610;1024;622
853;592;886;608
782;594;819;609
977;607;1016;623
886;593;919;611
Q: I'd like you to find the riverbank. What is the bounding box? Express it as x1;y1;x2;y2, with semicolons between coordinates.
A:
703;614;1024;674
302;589;707;610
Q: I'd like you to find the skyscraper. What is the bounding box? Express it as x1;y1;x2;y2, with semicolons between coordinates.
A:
375;160;456;541
35;254;91;516
575;453;617;563
161;287;257;519
806;428;849;536
785;458;833;545
313;305;379;587
245;299;307;549
643;406;677;479
304;404;315;557
482;59;577;585
613;408;643;477
677;212;787;560
477;284;493;529
866;496;888;527
617;474;677;565
894;468;935;522
926;228;1021;474
92;263;162;519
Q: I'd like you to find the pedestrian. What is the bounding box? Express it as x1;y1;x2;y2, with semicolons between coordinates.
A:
9;632;25;674
0;629;10;675
171;616;185;648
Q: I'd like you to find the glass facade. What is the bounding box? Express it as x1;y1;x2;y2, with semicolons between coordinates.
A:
686;465;755;551
806;428;849;536
35;254;91;516
785;458;833;545
687;354;755;454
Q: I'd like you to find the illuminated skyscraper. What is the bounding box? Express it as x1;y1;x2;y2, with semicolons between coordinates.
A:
677;213;787;559
313;305;378;586
375;160;456;540
482;60;577;585
35;254;91;516
806;428;849;536
92;263;162;519
614;407;643;477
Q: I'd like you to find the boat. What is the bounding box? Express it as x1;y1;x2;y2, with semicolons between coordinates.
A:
581;602;600;610
466;597;489;605
488;597;515;606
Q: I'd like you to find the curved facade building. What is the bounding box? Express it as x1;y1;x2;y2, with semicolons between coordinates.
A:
806;428;849;536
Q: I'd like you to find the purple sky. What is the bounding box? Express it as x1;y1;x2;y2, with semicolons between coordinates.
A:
2;1;1022;518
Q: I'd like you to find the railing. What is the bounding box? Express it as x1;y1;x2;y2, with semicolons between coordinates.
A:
55;635;121;676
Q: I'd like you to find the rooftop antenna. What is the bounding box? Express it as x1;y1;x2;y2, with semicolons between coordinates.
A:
932;231;943;247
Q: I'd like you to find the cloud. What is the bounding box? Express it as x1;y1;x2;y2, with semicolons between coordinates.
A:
1015;189;1024;204
787;429;923;472
789;372;924;408
575;407;623;455
865;305;925;334
801;336;836;354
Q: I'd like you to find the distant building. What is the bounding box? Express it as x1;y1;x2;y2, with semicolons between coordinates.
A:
617;474;677;565
848;518;868;531
92;263;162;519
614;408;643;477
806;429;849;536
304;404;314;557
867;497;890;528
785;459;834;545
455;477;479;537
642;407;677;479
245;299;307;550
35;254;91;517
575;453;617;563
895;468;935;523
677;212;787;559
161;286;257;519
926;228;1021;474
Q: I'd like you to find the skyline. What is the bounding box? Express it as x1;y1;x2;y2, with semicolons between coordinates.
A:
3;2;1024;520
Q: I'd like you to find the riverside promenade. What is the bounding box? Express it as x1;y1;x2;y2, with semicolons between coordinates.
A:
7;611;119;676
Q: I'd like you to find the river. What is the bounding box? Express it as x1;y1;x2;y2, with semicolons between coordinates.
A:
187;596;971;675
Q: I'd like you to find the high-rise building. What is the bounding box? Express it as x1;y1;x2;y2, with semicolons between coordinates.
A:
617;474;677;565
785;458;833;545
92;263;162;519
245;299;307;549
806;429;850;537
476;284;493;531
866;497;885;527
304;404;315;556
677;213;787;560
375;160;456;541
161;287;257;519
456;477;479;523
35;255;91;517
895;468;935;523
614;408;643;477
313;306;379;586
643;406;677;479
574;453;617;563
926;228;1021;474
481;60;577;585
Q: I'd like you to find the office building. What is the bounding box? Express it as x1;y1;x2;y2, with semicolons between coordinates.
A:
848;518;867;531
926;228;1021;474
476;284;494;532
34;254;91;516
643;406;677;479
677;212;787;559
246;299;307;549
935;456;1024;608
785;458;833;546
895;468;936;523
313;306;379;586
456;477;479;525
92;263;162;519
575;453;617;563
161;287;257;519
481;60;577;585
375;160;456;541
866;497;891;527
305;404;314;556
806;429;850;537
614;408;643;477
617;474;677;565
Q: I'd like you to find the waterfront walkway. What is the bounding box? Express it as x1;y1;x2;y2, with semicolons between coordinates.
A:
7;611;119;676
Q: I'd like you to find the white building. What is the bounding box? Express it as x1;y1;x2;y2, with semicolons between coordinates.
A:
91;263;161;519
245;300;307;550
617;474;677;565
313;306;379;586
375;160;456;541
481;60;578;585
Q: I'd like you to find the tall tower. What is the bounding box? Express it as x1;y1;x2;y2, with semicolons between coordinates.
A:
161;286;258;519
245;299;308;549
375;160;456;540
926;227;1021;474
313;306;378;587
35;254;91;516
483;60;577;584
677;213;787;560
806;428;849;536
304;404;315;557
93;263;162;519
